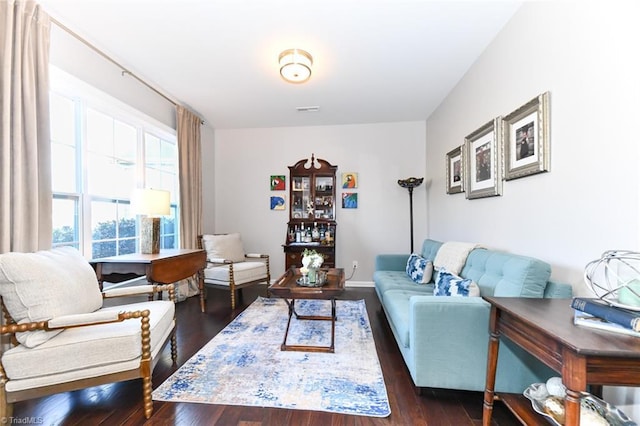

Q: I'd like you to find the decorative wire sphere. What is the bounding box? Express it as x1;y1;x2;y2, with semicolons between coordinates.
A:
583;250;640;306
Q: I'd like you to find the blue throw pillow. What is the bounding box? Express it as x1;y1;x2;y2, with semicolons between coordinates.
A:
434;268;480;297
406;253;433;284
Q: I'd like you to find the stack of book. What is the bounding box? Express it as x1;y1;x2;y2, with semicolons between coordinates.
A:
571;297;640;337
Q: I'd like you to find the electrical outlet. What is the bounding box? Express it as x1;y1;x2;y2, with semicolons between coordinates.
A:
352;260;358;269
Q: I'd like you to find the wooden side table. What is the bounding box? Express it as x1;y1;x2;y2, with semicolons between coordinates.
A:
482;297;640;426
91;249;206;293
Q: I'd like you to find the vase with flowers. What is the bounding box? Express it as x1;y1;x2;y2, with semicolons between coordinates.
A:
300;249;324;285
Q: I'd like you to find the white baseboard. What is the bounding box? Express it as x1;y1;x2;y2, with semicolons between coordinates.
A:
344;281;374;288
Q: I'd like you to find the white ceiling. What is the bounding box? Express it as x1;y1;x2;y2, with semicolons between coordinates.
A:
38;0;522;129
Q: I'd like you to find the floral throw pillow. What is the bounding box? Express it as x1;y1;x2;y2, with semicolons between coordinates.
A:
405;253;433;284
434;268;480;297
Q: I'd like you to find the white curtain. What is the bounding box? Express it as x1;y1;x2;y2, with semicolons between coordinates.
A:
175;105;202;299
0;0;52;254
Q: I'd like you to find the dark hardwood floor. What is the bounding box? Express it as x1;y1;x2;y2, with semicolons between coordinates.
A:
12;286;521;425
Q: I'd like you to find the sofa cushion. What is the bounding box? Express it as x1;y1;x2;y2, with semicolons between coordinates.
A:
204;261;267;285
460;249;550;298
406;254;433;284
1;300;174;382
420;239;443;263
374;271;434;302
381;290;418;348
202;233;246;263
0;246;103;348
434;268;480;297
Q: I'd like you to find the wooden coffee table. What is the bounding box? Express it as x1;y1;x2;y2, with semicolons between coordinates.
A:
268;267;345;353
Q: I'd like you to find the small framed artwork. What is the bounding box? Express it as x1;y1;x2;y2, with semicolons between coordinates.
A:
342;173;358;189
342;193;358;208
464;117;503;199
270;175;286;190
270;195;285;210
503;92;550;180
445;146;464;194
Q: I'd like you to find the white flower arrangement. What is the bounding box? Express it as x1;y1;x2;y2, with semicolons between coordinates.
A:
301;249;324;271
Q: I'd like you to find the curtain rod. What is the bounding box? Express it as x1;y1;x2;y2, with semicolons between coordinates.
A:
50;16;204;125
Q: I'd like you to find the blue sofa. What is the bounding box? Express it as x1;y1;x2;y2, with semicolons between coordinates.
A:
374;239;573;393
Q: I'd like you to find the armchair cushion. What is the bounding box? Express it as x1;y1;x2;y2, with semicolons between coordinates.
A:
203;261;268;285
2;300;174;390
201;233;245;263
0;246;103;348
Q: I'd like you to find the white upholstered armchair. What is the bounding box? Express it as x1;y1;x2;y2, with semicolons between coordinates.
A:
197;233;270;310
0;246;177;419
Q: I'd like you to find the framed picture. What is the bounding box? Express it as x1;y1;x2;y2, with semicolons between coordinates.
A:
445;146;464;194
503;92;550;180
341;172;357;189
342;193;358;208
270;195;285;210
464;117;503;199
270;175;285;190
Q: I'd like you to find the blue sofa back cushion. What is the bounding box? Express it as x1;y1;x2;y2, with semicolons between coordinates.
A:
420;239;443;264
460;249;551;298
406;253;433;284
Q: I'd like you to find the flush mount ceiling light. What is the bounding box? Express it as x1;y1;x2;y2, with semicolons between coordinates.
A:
279;48;313;83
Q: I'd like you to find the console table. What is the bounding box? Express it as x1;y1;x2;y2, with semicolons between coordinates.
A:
482;297;640;426
91;249;206;292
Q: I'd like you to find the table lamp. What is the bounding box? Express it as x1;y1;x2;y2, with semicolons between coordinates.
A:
131;188;170;254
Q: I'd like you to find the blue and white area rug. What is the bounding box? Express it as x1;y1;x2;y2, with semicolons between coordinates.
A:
153;297;391;417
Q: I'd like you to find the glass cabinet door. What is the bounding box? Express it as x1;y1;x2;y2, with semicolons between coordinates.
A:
291;176;310;219
313;175;335;220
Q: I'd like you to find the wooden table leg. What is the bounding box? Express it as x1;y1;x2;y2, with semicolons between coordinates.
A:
199;269;206;313
483;309;500;426
563;351;587;426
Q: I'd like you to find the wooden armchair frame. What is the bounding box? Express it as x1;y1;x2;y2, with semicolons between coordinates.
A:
0;284;177;420
197;235;271;311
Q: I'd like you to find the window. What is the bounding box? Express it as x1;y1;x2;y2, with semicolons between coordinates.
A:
50;67;179;259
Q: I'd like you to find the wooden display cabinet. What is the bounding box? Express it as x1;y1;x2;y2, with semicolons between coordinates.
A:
283;154;337;270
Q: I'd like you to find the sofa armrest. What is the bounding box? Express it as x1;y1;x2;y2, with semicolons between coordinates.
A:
375;254;410;272
544;280;573;298
208;258;233;264
245;253;268;259
103;283;176;302
47;311;124;328
409;296;491;344
408;296;492;385
0;309;150;334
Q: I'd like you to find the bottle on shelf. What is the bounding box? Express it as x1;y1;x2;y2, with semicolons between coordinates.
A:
312;222;320;242
295;225;301;243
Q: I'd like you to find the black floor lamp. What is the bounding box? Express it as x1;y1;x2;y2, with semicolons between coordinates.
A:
397;177;424;253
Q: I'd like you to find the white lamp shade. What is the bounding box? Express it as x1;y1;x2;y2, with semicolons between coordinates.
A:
279;49;313;83
131;188;170;216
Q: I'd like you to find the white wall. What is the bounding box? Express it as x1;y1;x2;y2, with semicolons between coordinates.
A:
425;1;640;417
49;24;176;128
207;122;427;280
